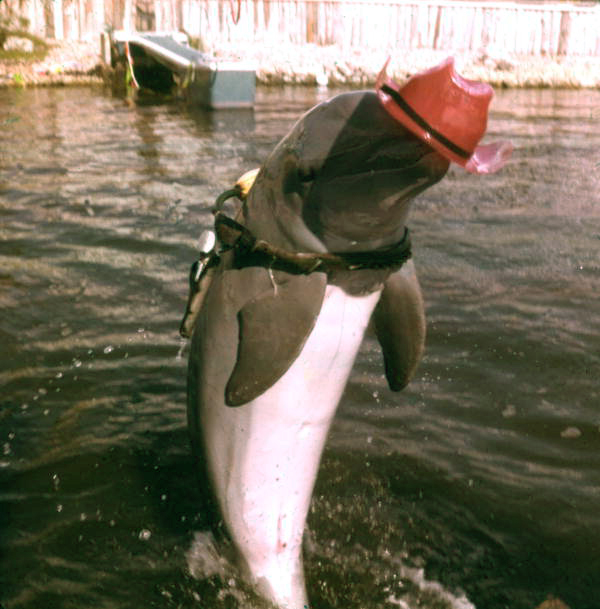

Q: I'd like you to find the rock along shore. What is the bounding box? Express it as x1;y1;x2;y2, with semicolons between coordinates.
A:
1;38;599;89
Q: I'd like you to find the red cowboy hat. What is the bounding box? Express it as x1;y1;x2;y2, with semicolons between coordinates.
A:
376;57;513;174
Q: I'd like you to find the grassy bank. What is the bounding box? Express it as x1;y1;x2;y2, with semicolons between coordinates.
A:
0;34;103;87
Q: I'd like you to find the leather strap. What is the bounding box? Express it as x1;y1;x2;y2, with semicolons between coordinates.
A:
214;212;412;275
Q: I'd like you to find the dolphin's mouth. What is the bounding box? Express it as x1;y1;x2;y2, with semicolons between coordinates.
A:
364;138;441;170
298;133;449;250
302;133;444;185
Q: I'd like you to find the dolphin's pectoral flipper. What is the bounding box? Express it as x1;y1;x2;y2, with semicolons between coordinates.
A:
225;271;327;406
373;260;426;391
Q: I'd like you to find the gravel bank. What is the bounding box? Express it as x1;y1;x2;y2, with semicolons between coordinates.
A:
211;42;600;88
1;37;599;89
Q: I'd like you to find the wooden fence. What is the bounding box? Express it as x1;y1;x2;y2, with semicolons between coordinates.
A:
3;0;600;56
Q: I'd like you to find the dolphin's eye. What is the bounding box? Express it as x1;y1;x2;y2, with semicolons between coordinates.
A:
298;167;316;182
283;166;314;194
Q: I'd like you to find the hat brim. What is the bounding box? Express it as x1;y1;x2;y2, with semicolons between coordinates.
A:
464;141;514;175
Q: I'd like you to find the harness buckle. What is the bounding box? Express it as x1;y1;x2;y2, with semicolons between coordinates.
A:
191;230;217;282
179;229;220;338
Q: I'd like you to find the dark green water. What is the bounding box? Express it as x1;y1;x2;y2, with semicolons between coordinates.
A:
1;84;599;609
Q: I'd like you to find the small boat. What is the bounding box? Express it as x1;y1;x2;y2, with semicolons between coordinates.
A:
110;30;255;108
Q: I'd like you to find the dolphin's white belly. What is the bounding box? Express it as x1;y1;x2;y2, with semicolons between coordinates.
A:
200;284;381;607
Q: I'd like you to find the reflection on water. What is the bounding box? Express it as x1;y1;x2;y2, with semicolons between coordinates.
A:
1;84;599;609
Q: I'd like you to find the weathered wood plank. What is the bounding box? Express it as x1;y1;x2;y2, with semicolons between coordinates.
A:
4;0;599;57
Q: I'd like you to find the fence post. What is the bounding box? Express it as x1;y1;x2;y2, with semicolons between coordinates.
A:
432;5;442;49
54;0;64;39
307;1;318;44
557;10;570;55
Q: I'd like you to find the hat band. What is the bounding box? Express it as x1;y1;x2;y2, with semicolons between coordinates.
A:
380;84;472;161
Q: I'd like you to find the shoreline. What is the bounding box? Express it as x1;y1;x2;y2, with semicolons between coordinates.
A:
233;44;600;89
1;38;599;90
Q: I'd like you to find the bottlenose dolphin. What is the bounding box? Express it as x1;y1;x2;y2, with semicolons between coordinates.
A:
184;89;450;608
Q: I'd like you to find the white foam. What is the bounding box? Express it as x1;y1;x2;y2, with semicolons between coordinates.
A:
185;531;231;580
187;529;477;609
395;563;476;609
